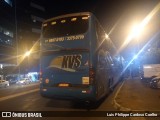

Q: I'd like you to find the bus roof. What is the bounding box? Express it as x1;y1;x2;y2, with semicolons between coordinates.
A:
43;12;92;23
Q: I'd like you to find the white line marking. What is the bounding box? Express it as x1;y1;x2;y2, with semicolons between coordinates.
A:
113;80;131;111
0;88;39;102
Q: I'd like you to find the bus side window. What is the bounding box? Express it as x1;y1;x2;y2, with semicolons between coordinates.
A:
105;52;114;66
98;50;106;68
105;57;110;68
95;21;106;46
113;58;118;66
109;55;113;65
114;56;123;68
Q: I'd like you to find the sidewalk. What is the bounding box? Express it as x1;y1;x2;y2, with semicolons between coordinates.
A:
114;77;160;111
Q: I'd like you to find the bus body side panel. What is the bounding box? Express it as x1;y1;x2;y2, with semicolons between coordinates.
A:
87;17;103;101
89;16;109;101
90;16;123;101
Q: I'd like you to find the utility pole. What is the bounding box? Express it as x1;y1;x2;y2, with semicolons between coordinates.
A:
14;0;21;79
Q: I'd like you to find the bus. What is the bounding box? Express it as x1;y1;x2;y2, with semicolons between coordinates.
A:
40;12;123;102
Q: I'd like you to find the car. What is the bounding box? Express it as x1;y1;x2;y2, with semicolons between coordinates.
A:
0;80;9;88
16;78;31;85
150;76;160;88
8;79;18;84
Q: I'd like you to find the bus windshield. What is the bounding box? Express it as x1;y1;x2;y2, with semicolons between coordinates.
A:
42;16;89;38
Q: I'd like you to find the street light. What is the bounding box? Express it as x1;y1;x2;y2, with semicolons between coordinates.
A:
24;51;31;57
130;23;142;39
130;23;142;51
120;2;160;78
119;1;160;55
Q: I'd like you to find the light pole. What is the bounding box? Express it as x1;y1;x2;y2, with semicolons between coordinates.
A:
14;0;21;79
24;51;31;76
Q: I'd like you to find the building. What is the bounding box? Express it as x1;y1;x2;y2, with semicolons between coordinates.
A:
0;0;46;79
0;0;16;78
15;0;46;74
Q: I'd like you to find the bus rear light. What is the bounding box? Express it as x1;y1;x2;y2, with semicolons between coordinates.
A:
82;90;91;94
82;90;87;93
89;70;94;76
45;79;49;84
89;68;95;84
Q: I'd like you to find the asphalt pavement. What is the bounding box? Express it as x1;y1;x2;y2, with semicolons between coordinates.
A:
0;82;39;98
1;77;160;120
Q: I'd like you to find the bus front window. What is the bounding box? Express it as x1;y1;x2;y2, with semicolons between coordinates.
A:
42;16;89;38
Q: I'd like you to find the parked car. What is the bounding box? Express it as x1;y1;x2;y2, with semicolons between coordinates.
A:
8;79;18;84
16;78;31;85
150;76;160;88
0;80;9;88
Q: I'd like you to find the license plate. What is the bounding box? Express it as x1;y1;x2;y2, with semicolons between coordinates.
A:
58;83;69;87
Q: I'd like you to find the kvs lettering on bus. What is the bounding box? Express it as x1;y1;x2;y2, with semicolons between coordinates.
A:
62;55;82;69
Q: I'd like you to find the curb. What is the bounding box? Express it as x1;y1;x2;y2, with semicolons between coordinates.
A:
113;78;159;112
113;79;159;120
113;79;131;111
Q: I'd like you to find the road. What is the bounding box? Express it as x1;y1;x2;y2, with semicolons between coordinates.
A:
0;80;159;120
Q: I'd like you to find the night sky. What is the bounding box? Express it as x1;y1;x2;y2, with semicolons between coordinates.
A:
34;0;160;57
